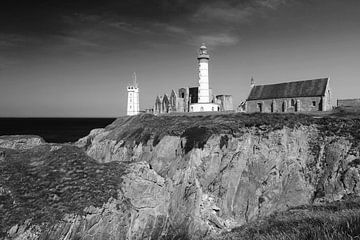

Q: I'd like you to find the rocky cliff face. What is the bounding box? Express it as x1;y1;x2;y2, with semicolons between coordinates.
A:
2;113;360;239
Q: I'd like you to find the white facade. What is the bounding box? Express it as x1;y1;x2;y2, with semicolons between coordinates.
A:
190;103;220;112
127;74;140;116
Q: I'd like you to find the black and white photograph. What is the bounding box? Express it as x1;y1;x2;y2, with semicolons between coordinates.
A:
1;0;360;239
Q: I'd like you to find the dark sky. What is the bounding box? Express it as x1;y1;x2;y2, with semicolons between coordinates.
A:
1;0;360;117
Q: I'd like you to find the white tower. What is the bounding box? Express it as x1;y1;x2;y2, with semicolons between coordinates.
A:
127;72;140;116
189;44;220;112
198;44;210;103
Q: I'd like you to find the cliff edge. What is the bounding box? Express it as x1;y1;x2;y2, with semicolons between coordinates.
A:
1;112;360;239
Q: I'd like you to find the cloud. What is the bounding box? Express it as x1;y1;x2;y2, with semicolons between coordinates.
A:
256;0;289;9
193;5;254;23
0;0;295;54
163;25;188;35
194;33;240;47
1;0;292;36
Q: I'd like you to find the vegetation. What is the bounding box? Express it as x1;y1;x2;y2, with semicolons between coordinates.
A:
208;196;360;240
104;110;360;153
0;145;127;238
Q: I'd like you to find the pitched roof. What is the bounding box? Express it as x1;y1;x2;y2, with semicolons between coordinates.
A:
247;78;329;101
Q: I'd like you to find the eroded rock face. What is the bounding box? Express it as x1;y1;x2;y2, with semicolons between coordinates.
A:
2;114;360;239
0;135;45;150
72;122;360;239
1;145;169;240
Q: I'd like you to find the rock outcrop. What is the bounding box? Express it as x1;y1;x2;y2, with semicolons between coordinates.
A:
0;135;45;150
1;113;360;239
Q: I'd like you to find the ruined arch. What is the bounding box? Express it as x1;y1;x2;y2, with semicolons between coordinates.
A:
170;90;177;112
154;96;162;114
162;94;170;113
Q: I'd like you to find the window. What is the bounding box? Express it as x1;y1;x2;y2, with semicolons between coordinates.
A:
282;102;286;112
200;106;204;111
212;107;214;111
181;93;185;98
312;101;316;107
291;99;296;107
257;103;263;112
191;106;193;112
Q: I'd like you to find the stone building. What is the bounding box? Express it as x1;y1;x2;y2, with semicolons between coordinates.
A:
153;87;198;114
215;95;233;111
246;78;332;113
337;98;360;108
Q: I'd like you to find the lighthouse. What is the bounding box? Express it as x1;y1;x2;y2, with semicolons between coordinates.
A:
198;44;210;103
189;44;220;112
127;72;140;116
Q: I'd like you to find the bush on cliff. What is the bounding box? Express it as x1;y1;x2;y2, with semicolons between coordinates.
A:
0;145;126;238
105;112;360;155
211;196;360;240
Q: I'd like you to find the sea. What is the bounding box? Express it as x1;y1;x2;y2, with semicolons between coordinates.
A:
0;118;116;143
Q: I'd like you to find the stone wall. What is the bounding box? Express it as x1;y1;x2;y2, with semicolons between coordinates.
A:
216;95;233;111
176;98;185;112
338;99;360;107
246;96;324;113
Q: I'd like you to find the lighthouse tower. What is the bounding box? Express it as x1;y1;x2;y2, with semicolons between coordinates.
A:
127;73;140;116
189;44;219;112
198;44;210;103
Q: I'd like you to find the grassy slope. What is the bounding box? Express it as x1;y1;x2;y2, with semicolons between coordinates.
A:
105;110;360;153
209;196;360;240
0;145;127;238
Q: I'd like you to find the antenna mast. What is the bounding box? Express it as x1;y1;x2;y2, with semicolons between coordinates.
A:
133;72;137;88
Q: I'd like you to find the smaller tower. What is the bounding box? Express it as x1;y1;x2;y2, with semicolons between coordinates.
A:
127;72;140;116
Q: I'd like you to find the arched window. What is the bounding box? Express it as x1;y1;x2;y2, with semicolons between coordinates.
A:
291;99;296;107
257;103;263;112
200;106;204;111
190;106;194;112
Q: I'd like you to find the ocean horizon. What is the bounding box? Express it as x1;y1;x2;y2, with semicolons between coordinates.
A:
0;118;116;143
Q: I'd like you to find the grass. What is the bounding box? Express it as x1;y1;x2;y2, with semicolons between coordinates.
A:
0;145;127;238
208;196;360;240
103;111;360;155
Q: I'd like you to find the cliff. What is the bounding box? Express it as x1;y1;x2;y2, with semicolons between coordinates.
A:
1;112;360;239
